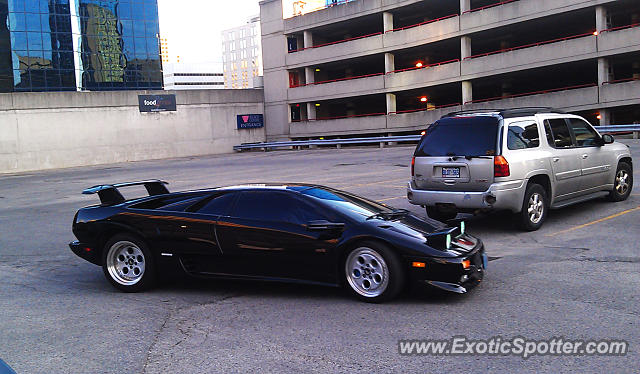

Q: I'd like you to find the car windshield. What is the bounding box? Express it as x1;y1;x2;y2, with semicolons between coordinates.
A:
288;187;397;221
414;116;500;157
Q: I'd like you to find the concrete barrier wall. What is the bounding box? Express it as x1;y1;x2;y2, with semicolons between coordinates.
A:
0;89;266;174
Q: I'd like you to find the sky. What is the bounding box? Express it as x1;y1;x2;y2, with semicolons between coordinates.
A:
157;0;261;65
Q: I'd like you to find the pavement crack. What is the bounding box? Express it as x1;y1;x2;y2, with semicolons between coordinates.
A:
141;309;172;374
570;256;640;264
545;245;591;251
140;292;243;373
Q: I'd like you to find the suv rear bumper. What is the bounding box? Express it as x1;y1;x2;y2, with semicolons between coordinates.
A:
406;180;525;212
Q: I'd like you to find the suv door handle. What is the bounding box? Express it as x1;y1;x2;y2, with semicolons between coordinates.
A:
552;157;560;163
582;154;589;159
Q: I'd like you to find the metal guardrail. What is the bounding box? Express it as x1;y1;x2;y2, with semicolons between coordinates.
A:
234;125;640;151
234;135;420;151
595;125;640;133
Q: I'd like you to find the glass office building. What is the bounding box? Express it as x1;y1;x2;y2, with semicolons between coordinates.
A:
0;0;162;92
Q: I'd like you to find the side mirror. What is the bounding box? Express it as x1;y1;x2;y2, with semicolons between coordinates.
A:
306;220;345;231
601;134;614;145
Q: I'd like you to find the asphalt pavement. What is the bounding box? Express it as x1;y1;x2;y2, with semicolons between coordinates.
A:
0;140;638;373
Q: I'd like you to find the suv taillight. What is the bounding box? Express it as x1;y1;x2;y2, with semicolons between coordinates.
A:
411;157;416;176
494;156;510;177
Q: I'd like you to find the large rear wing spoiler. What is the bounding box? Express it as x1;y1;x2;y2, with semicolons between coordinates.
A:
82;180;170;205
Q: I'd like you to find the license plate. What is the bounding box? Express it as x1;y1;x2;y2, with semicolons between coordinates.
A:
442;167;460;178
482;253;488;269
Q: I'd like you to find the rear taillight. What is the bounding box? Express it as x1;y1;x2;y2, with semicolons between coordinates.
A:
494;156;510;177
411;157;416;176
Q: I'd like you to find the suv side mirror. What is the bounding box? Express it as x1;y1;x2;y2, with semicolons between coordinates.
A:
601;134;614;145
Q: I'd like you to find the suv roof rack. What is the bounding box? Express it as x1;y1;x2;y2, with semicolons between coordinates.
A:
442;107;565;119
499;107;565;118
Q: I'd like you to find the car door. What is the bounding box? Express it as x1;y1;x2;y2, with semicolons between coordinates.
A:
543;118;584;200
215;190;340;283
566;118;614;192
122;195;221;258
160;192;238;274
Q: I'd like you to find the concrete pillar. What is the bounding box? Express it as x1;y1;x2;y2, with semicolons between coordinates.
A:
307;102;316;120
462;81;473;104
383;12;394;32
595;6;608;32
387;132;397;146
305;67;315;84
384;53;395;73
460;0;471;14
461;36;472;60
386;93;397;114
599;108;610;126
303;30;313;48
598;58;611;86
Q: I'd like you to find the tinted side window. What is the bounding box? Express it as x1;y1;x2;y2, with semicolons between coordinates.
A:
130;194;206;211
544;119;573;148
196;193;237;216
543;121;555;147
567;118;600;147
232;191;324;224
507;121;540;150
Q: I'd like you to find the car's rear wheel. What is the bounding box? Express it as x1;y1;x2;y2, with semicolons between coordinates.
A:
517;183;548;231
608;162;633;202
426;206;457;222
102;234;156;292
344;241;404;303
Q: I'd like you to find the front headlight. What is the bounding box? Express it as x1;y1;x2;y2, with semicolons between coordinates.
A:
460;221;465;235
446;233;452;249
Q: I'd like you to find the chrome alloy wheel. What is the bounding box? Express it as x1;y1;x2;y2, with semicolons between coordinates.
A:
106;241;146;286
345;247;389;298
615;170;630;195
527;192;544;224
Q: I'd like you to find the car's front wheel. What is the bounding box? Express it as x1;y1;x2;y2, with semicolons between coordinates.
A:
344;241;404;303
608;162;633;202
517;183;548;231
102;234;156;292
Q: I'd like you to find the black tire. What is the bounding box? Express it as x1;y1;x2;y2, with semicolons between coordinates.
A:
608;162;633;202
517;183;548;231
343;241;405;303
426;206;457;222
102;234;156;292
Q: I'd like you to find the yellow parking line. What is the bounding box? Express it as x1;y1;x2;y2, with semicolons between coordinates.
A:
336;177;408;189
377;196;405;202
546;206;640;237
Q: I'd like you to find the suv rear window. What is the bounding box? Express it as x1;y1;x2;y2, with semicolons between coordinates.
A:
414;116;500;157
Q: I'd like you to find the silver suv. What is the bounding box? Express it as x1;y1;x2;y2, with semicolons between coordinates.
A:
407;108;633;230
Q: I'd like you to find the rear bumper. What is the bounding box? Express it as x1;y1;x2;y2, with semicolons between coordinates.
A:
406;180;525;212
69;240;101;266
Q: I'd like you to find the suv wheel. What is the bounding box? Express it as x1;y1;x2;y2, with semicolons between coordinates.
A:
608;162;633;202
426;206;457;222
517;184;548;231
